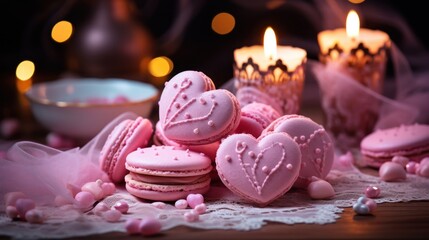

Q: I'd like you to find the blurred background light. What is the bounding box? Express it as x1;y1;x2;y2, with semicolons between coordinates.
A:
148;56;173;78
51;20;73;43
211;12;235;35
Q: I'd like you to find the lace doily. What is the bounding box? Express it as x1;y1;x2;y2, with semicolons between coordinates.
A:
2;167;429;239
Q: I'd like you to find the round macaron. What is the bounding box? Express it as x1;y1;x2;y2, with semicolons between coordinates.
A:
360;123;429;168
234;102;281;138
99;117;153;183
125;145;213;201
261;114;335;189
158;70;241;145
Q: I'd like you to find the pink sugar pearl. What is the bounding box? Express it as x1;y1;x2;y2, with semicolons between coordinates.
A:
184;210;199;222
125;218;141;234
6;206;19;219
194;203;207;214
102;209;122;222
81;181;104;201
416;162;429;178
391;156;409;167
365;185;381;198
186;193;204;209
101;182;116;196
93;202;110;216
379;162;407;182
113;200;129;214
151;202;166;209
15;198;36;217
25;209;45;223
175;199;188;209
74;191;95;209
420;157;429;165
139;217;162;236
406;162;419;174
4;191;26;207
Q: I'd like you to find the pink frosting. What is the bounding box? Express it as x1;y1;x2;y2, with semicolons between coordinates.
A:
215;132;301;207
158;70;241;145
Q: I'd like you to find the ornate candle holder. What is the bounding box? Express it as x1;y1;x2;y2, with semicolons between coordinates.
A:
233;58;307;115
317;40;391;151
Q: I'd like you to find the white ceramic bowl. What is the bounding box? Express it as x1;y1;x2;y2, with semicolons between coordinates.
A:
25;78;159;142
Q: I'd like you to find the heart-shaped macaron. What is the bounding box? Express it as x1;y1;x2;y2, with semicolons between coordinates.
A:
159;70;241;145
215;132;301;206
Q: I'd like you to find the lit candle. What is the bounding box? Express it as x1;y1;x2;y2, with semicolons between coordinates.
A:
317;10;390;92
316;10;391;151
233;27;307;114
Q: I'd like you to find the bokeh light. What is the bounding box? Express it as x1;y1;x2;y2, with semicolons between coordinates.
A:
349;0;365;4
211;12;235;35
16;60;35;81
51;20;73;43
148;56;173;78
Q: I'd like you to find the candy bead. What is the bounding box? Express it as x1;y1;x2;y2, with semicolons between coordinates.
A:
186;193;204;208
365;185;381;198
93;202;110;216
379;162;407;182
416;162;429;178
102;209;122;222
6;206;19;219
125;218;141;234
81;181;104;201
175;199;188;209
391;156;409;167
15;198;36;217
101;182;116;196
406;162;419;174
74;191;95;209
151;202;166;209
4;192;26;207
139;217;162;236
25;209;44;223
113;200;129;214
353;196;377;215
420;157;429;165
307;179;335;200
184;210;199;222
194;203;207;214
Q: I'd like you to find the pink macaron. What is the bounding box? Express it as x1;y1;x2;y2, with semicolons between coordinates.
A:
99;117;153;183
125;145;213;201
158;70;241;145
216;132;301;207
261;114;335;189
234;102;281;138
360;123;429;168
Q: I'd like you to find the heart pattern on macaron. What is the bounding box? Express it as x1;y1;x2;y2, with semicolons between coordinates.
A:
215;132;301;206
159;70;240;145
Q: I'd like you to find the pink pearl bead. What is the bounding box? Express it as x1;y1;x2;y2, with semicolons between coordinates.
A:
125;218;141;234
102;209;122;222
15;198;36;217
93;202;110;216
365;185;381;198
6;206;19;219
365;198;377;213
25;209;44;223
4;191;26;207
101;182;116;196
194;203;207;214
151;202;166;209
416;162;429;178
420;157;429;165
186;193;204;209
184;210;199;222
391;156;409;167
81;182;104;201
175;199;188;209
406;162;419;174
74;191;95;209
139;217;162;236
113;200;129;214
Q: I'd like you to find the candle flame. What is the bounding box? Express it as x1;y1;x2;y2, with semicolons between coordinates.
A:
346;10;360;39
264;27;277;60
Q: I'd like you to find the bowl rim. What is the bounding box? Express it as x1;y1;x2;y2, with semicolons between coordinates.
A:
25;78;159;108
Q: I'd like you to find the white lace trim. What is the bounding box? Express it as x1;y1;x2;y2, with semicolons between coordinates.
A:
2;168;429;239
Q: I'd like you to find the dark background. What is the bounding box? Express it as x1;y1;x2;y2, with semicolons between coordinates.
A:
0;0;427;120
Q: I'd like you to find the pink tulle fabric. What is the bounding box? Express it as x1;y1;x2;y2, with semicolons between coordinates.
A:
0;112;139;208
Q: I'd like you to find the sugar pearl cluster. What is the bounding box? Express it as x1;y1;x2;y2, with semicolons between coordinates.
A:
73;179;116;210
175;193;207;222
353;185;381;215
4;192;43;223
379;156;429;182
